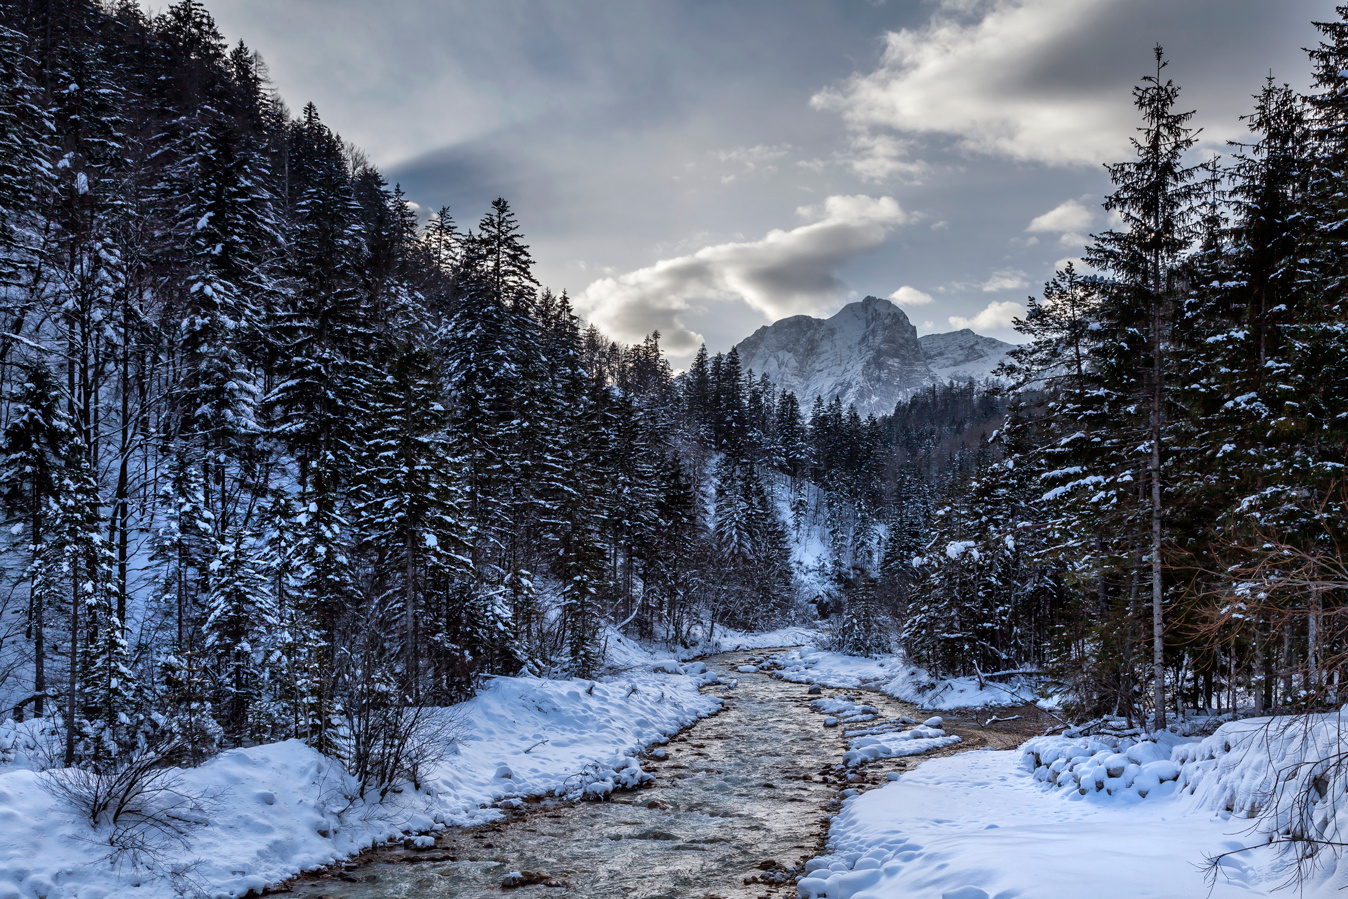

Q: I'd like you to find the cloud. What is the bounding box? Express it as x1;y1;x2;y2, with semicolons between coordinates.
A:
888;285;935;306
950;299;1026;332
715;143;792;182
982;268;1029;292
577;195;908;350
1027;198;1093;233
811;0;1155;169
1027;197;1096;246
838;132;927;182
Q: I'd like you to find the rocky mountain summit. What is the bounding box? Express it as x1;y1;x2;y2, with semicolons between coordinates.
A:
733;296;1013;417
918;329;1015;385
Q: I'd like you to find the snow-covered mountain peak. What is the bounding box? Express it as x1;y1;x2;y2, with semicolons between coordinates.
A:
918;329;1015;385
734;297;1014;417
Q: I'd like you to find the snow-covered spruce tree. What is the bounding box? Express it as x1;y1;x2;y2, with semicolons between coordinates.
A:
48;441;131;765
440;203;531;577
995;265;1134;716
0;362;77;720
0;23;50;292
351;334;471;701
831;569;889;657
877;469;930;615
260;104;377;751
711;456;792;629
642;452;703;644
201;531;272;745
1264;9;1348;700
149;454;221;759
901;438;1060;678
1172;79;1317;711
1079;47;1203;728
438;201;539;676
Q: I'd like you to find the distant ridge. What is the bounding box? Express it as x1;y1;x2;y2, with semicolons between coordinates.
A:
732;296;1013;417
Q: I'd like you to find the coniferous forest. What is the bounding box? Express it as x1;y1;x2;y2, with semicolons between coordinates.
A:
5;0;1348;791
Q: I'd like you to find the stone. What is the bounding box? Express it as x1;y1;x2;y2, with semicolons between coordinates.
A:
502;871;552;889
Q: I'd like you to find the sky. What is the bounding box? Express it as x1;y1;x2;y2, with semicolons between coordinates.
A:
145;0;1336;366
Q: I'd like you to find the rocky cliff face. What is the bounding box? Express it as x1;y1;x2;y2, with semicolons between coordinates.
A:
918;329;1014;385
733;297;1014;417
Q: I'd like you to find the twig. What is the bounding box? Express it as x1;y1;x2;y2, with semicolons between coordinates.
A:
983;714;1022;727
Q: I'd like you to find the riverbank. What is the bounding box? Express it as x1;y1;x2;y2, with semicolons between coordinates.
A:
799;711;1348;898
0;661;718;899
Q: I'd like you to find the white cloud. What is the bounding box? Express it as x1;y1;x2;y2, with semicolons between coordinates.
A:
811;0;1137;169
1054;256;1092;275
1027;197;1095;247
949;299;1026;332
715;143;792;182
982;268;1028;292
888;285;935;306
577;195;908;351
839;132;927;182
1027;198;1093;233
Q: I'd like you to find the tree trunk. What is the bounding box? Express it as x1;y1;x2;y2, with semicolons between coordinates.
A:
406;532;418;701
63;556;80;767
1309;587;1321;692
1253;633;1265;715
33;582;44;719
1150;295;1166;731
32;504;44;719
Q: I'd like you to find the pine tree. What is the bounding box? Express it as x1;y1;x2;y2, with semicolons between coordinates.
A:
202;530;272;745
1080;47;1202;728
351;337;472;699
0;362;76;718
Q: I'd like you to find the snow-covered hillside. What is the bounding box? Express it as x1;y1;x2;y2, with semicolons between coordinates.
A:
733;297;1013;417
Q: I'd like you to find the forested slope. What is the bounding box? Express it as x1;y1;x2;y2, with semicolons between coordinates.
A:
0;0;813;772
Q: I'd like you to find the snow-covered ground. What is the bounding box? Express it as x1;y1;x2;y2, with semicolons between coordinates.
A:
0;657;719;899
604;624;824;666
801;710;1348;898
776;646;1045;711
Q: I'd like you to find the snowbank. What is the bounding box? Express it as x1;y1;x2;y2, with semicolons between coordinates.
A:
797;748;1276;899
0;667;719;899
775;647;1043;710
803;710;1348;897
1021;710;1348;888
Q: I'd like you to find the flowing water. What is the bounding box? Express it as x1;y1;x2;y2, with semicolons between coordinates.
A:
288;650;1038;899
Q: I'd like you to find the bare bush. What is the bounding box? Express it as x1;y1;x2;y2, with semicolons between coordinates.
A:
41;732;208;869
337;698;461;801
330;596;463;801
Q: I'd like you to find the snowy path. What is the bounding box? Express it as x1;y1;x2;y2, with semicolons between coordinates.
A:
285;651;943;898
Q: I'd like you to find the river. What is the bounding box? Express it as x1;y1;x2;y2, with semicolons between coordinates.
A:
286;649;1041;899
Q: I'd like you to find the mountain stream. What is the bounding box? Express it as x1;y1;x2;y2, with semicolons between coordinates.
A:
284;649;1040;899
